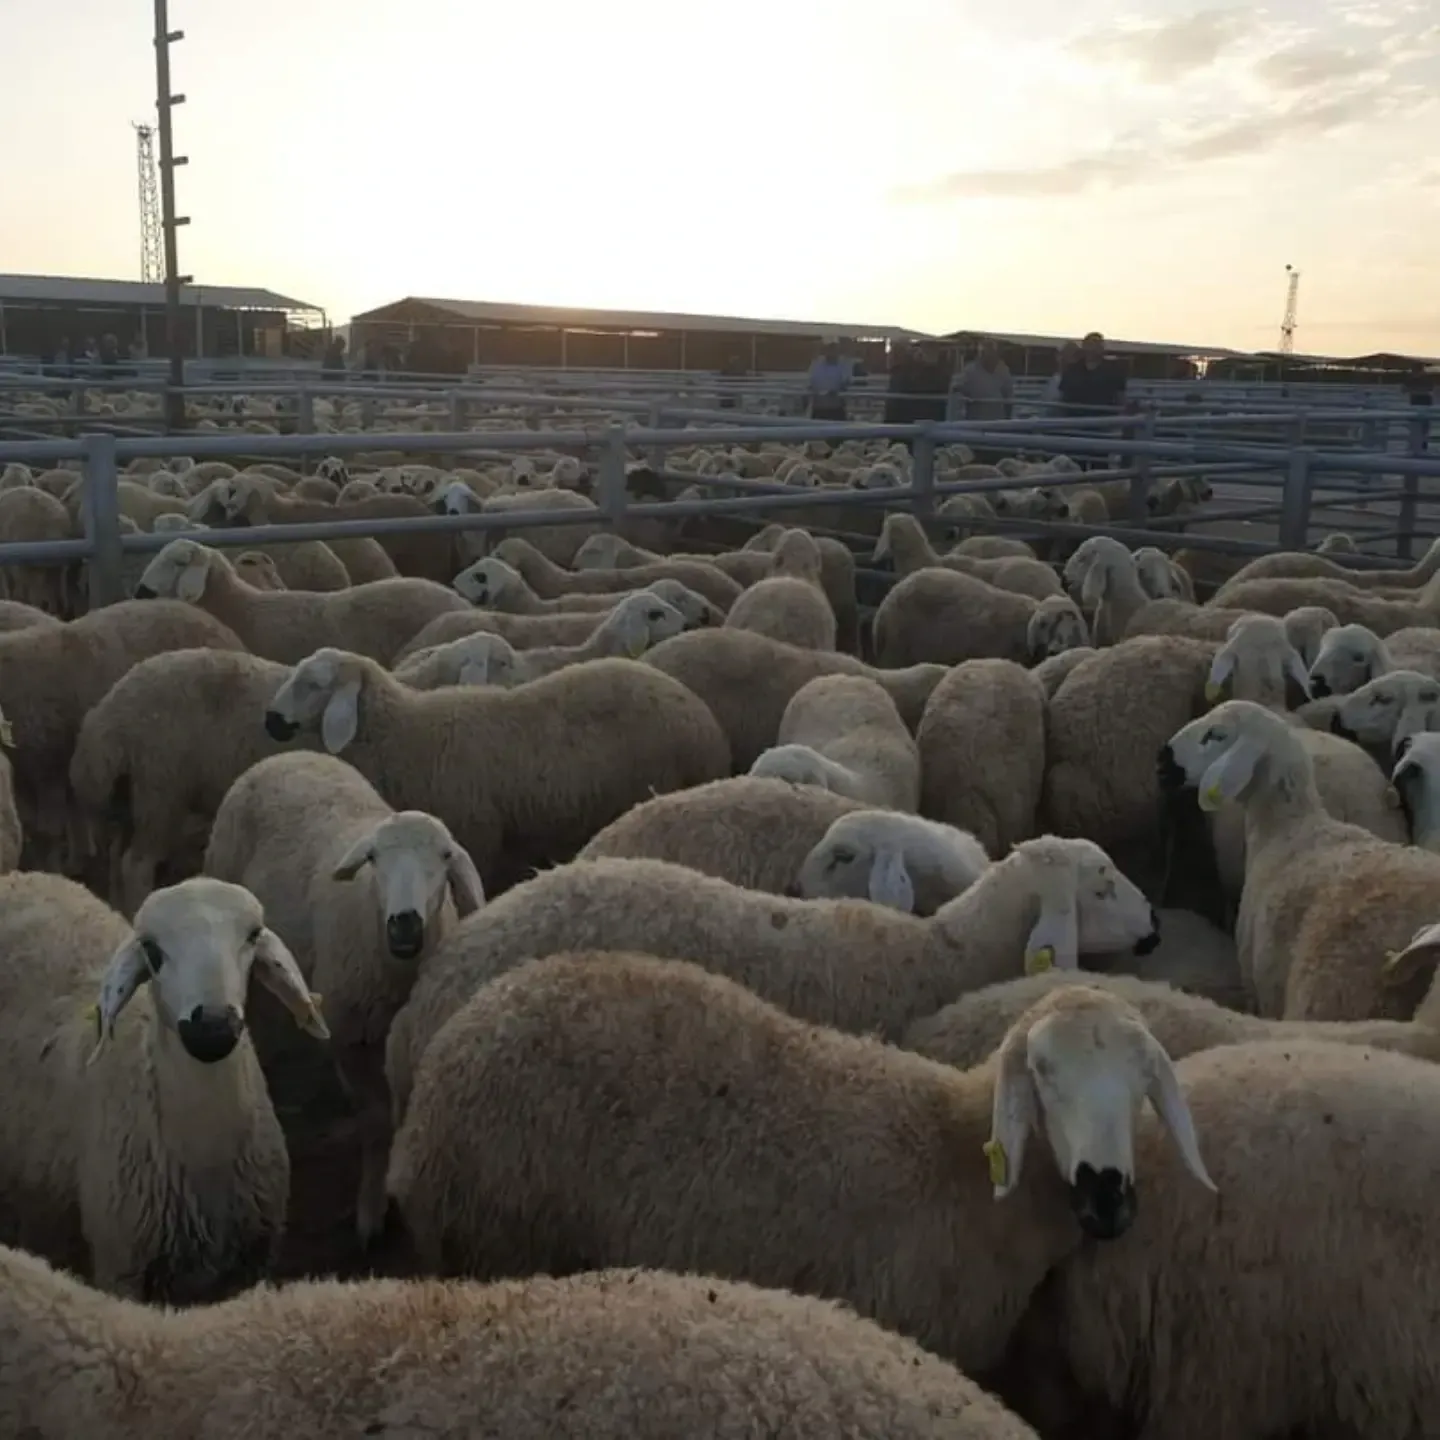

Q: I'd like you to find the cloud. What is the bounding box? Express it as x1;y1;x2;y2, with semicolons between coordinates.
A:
897;8;1440;203
1066;7;1254;82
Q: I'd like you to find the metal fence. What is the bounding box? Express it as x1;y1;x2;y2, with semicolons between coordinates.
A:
0;403;1436;611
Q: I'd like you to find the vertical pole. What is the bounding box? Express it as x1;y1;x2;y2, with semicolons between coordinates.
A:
82;433;125;608
596;424;629;525
910;423;935;521
153;0;189;432
1396;417;1424;562
1278;446;1313;550
1125;409;1157;524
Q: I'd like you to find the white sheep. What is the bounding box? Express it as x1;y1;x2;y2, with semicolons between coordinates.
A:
393;631;520;689
0;871;326;1304
384;836;1161;1126
389;959;1210;1384
793;809;989;914
204;751;485;1246
750;674;919;811
722;528;837;650
1391;731;1440;848
1309;621;1440;696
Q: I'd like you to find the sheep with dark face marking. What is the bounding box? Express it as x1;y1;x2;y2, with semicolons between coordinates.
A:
0;871;326;1305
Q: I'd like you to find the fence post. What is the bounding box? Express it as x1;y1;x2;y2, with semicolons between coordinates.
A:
910;423;935;520
448;390;466;433
296;388;314;435
646;404;666;474
597;424;629;525
82;432;125;608
1125;409;1157;524
1278;446;1313;550
1396;415;1426;561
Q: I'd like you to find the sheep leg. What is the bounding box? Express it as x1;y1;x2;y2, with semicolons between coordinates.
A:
334;1041;395;1249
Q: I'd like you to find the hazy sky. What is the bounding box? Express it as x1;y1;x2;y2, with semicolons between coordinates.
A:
2;0;1437;355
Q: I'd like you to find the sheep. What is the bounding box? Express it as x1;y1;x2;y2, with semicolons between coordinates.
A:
1024;594;1088;662
384;836;1161;1125
1283;604;1339;668
204;752;485;1246
1042;636;1215;885
1215;533;1440;593
1032;645;1098;698
472;485;603;566
475;590;686;679
0;599;245;873
1329;669;1440;763
918;660;1047;859
69;649;312;916
491;536;742;611
1201;614;1408;904
644;628;947;770
793;808;989;914
0;598;61;632
1393;732;1440;848
741;524;860;652
1014;1037;1440;1440
904;966;1440;1073
1211;568;1440;632
263;647;730;893
232;551;288;590
0;485;76;617
751;674;919;810
454;555;670;614
1309;621;1440;696
0;1248;1043;1440
1133;546;1194;601
0;703;20;874
722;529;837;650
1063;536;1218;647
872;567;1046;668
221;471;448;582
0;871;327;1304
872;514;1062;603
1161;698;1440;1019
393;631;520;689
577;776;868;891
389;959;1208;1386
135;538;470;666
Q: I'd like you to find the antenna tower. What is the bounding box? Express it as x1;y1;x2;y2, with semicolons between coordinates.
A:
133;123;164;283
1279;264;1300;355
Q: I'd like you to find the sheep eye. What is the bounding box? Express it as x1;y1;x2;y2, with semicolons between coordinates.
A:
830;847;856;866
647;610;665;622
1375;695;1393;706
1201;726;1221;744
246;926;263;945
140;939;165;972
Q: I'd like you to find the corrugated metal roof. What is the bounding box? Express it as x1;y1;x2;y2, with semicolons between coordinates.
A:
351;295;930;341
940;327;1249;359
0;274;321;312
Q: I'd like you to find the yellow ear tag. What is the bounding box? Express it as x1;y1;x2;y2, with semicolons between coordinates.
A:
83;1002;100;1036
1198;783;1224;812
626;634;648;659
1204;681;1223;703
983;1139;1008;1188
1024;945;1054;976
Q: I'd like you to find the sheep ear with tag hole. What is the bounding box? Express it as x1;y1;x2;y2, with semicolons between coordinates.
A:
1079;560;1108;623
1023;856;1080;974
331;835;374;882
321;678;361;754
176;552;209;604
866;847;916;912
987;1024;1038;1200
250;927;330;1040
1197;735;1264;812
1283;647;1312;701
1205;649;1236;704
87;938;154;1065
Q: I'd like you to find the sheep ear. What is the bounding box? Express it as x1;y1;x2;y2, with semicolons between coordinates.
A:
331;836;374;881
457;658;491;686
1382;920;1440;989
867;847;916;912
321;679;361;754
624;623;649;660
1283;647;1312;700
1024;894;1079;975
88;938;153;1064
1197;735;1264;811
177;554;208;603
1143;1032;1216;1192
250;927;329;1040
1205;649;1236;703
871;527;891;562
1079;559;1108;615
445;846;487;916
987;1027;1037;1200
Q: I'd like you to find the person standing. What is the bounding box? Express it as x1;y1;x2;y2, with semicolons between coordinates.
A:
1042;340;1079;412
955;338;1013;461
807;339;852;421
1060;331;1128;470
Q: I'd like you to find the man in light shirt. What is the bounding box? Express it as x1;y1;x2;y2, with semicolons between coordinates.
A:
808;340;852;421
955;338;1014;461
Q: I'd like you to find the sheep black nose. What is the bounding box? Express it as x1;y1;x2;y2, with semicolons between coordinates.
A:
264;710;298;741
1310;674;1330;698
1134;909;1161;955
134;583;157;599
1156;743;1185;792
1070;1163;1136;1240
386;910;425;959
177;1005;244;1064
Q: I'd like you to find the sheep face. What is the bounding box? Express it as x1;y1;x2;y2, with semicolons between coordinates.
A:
1160;699;1283;811
1206;615;1311;705
134;539;215;602
572;534;628;571
1133;548;1183;601
1026;596;1088;661
1392;734;1440;848
605;593;685;656
1331;670;1440;753
433;481;481;517
452;557;524;609
234;552;286;591
748;744;841;792
771;530;823;583
401;633;518;688
1308;623;1384;698
92;877;327;1066
266;648;365;754
988;986;1215;1239
644;581;716;630
331;812;485;959
316;456;350;484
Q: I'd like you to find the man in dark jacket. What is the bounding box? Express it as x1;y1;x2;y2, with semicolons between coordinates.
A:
1060;331;1128;470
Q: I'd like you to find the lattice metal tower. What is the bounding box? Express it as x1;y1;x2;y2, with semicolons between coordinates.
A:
133;123;164;283
1279;264;1300;356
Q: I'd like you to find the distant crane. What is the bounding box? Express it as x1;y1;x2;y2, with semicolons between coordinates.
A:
133;122;163;283
1278;264;1300;356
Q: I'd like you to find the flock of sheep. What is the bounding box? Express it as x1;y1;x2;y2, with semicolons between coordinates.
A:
0;407;1438;1439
